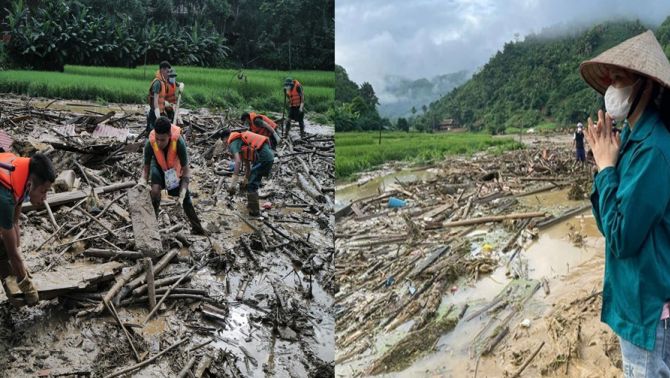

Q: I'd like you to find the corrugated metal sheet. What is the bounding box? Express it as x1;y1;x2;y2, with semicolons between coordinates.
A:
92;124;129;142
53;124;76;137
0;129;12;152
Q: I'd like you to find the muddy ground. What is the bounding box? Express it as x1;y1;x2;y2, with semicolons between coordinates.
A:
334;136;620;377
0;94;335;377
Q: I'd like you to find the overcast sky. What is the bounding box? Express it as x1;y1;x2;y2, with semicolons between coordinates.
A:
336;0;670;103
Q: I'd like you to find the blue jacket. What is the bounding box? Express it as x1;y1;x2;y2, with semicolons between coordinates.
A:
591;106;670;351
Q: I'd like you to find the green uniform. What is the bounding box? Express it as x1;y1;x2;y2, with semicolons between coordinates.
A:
591;106;670;351
144;137;192;203
229;139;274;192
0;186;16;230
146;80;174;132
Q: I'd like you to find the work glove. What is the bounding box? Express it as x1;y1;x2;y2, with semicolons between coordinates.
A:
299;103;304;112
154;108;161;119
164;100;172;108
179;82;185;91
228;176;238;195
177;189;187;206
18;272;38;306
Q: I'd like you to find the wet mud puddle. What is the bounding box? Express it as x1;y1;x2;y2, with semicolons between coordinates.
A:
336;205;606;377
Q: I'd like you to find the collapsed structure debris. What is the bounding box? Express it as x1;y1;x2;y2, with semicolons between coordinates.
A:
335;142;597;376
0;94;335;376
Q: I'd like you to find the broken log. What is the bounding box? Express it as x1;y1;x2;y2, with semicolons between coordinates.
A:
442;212;546;228
194;354;214;377
536;204;591;230
104;337;188;378
116;248;179;303
143;265;195;324
91;263;143;315
22;181;135;212
297;173;325;203
144;258;156;311
83;248;144;260
132;275;191;296
127;185;161;258
511;341;545;378
177;356;197;378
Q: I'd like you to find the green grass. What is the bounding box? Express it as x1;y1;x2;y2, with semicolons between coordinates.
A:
0;65;334;114
336;131;524;179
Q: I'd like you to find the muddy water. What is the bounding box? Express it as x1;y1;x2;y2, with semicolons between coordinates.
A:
336;209;606;377
335;167;437;211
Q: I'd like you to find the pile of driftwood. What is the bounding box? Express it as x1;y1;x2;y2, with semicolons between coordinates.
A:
0;95;335;377
334;146;592;375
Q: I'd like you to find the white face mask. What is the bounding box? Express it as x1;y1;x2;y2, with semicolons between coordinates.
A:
604;80;638;121
168;77;176;84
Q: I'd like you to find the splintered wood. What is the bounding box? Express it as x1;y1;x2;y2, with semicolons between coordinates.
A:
2;261;123;304
127;185;162;258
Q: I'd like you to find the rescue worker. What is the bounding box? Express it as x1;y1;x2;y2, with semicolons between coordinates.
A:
240;111;281;149
221;130;274;216
283;77;305;138
139;117;206;235
0;152;56;306
147;61;183;131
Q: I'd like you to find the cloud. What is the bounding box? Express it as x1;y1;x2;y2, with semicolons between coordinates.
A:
336;0;670;103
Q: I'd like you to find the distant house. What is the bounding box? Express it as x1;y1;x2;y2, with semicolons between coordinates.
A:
434;118;463;132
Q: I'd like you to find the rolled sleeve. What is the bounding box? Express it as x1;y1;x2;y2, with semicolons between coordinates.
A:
596;148;670;259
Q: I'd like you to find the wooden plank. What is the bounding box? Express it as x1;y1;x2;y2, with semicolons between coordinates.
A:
3;261;123;303
127;186;161;258
409;245;451;278
22;181;135;212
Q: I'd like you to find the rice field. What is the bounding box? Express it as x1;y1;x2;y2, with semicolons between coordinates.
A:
0;65;334;114
335;131;523;179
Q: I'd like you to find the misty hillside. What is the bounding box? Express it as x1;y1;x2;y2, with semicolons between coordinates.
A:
415;18;670;133
378;71;469;119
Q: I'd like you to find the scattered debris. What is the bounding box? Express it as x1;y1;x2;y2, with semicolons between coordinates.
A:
0;95;334;376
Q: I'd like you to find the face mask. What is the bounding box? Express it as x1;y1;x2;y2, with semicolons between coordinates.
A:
604;80;639;121
169;78;176;84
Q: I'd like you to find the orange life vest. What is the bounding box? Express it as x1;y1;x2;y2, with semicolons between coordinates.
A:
0;152;30;202
165;82;177;108
149;125;183;177
286;80;303;107
248;112;277;137
147;70;168;113
227;131;268;161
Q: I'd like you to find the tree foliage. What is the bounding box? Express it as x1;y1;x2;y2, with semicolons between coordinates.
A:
334;64;388;132
419;19;659;134
0;0;333;71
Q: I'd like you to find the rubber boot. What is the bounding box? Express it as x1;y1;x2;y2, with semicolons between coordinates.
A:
151;198;161;219
183;200;207;235
247;192;260;217
284;121;291;139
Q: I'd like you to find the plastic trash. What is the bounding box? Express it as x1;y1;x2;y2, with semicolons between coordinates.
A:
262;202;272;209
408;285;416;295
520;319;531;328
388;197;407;208
384;276;395;288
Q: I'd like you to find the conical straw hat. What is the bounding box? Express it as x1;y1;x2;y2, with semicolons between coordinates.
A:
579;30;670;95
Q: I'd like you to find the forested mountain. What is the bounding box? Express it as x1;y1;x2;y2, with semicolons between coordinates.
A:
415;18;670;133
378;71;469;119
334;64;388;131
0;0;333;71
